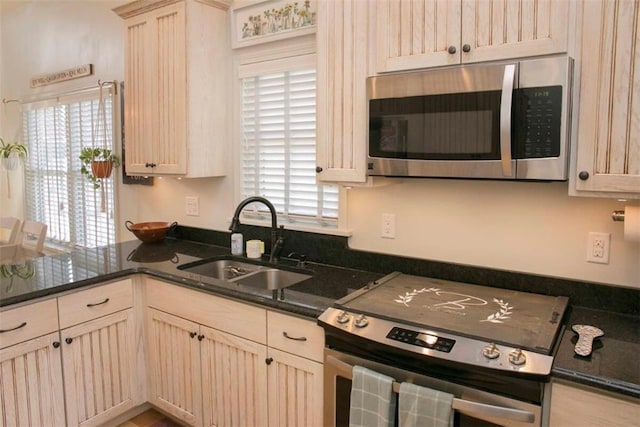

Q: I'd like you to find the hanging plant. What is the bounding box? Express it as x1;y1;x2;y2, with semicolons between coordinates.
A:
79;147;121;189
0;137;28;171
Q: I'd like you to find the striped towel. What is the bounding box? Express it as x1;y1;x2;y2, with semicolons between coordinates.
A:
398;382;454;427
349;366;397;427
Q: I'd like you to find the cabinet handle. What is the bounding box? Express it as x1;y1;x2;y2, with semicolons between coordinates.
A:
315;166;323;173
65;337;73;344
86;298;109;308
578;171;590;180
282;331;307;342
447;45;457;54
190;332;197;338
265;357;273;365
462;44;471;52
52;341;61;349
145;162;157;168
197;334;205;341
0;321;27;333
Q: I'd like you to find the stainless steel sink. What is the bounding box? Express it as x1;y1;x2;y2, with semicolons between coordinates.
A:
232;269;312;290
178;256;312;291
181;258;263;280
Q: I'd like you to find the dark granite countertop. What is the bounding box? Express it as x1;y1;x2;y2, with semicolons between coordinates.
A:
0;238;383;318
1;236;637;399
553;306;640;398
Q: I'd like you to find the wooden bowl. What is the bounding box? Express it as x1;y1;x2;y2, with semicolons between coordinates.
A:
125;221;177;243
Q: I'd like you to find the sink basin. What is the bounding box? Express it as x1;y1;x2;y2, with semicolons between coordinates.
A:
232;269;312;290
180;258;262;280
178;256;313;290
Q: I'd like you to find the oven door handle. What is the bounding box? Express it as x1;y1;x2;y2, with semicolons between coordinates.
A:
500;63;516;177
326;355;536;424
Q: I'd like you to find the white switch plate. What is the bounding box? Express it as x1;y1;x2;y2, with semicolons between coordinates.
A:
185;196;199;216
381;213;396;239
587;232;610;264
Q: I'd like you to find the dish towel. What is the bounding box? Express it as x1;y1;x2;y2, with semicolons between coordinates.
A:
398;382;454;427
349;366;397;427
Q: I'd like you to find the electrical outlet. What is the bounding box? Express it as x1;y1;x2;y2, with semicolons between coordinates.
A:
381;213;396;239
587;232;610;264
185;196;199;216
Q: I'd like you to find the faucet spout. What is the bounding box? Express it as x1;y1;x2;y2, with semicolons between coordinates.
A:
229;196;283;263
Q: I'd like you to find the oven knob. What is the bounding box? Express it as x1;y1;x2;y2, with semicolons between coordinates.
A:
354;314;369;328
336;311;350;324
482;342;500;359
509;348;527;366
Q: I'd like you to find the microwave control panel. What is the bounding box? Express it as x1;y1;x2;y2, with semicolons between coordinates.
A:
515;85;563;159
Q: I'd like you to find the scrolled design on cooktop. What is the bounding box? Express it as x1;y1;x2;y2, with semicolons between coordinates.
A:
393;288;514;323
481;299;513;323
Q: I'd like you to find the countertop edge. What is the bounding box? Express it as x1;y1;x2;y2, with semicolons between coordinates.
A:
552;367;640;399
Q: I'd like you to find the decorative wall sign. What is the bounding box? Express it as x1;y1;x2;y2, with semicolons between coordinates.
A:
231;0;316;48
30;64;93;88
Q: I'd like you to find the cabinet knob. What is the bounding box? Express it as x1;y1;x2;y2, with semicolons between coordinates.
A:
462;44;471;52
315;166;323;173
52;341;61;349
265;357;273;365
578;171;590;180
190;332;197;338
65;337;73;344
145;162;156;168
197;334;205;341
448;45;457;54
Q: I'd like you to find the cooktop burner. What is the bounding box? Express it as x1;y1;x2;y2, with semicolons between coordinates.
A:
318;272;569;377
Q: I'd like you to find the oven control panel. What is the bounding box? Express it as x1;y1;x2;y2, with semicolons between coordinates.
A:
387;327;455;353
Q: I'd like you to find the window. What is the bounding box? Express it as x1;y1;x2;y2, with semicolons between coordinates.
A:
239;54;339;228
22;85;118;249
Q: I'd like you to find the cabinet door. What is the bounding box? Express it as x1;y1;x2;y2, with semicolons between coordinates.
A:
316;0;370;183
266;348;323;427
123;11;154;175
0;332;65;427
61;309;137;427
146;308;201;426
549;381;640;427
376;0;461;72
200;325;268;427
460;0;568;64
573;0;640;197
149;2;187;175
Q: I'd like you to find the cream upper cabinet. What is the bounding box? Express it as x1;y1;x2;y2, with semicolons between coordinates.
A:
376;0;570;73
549;380;640;427
572;0;640;198
114;0;231;177
316;0;371;183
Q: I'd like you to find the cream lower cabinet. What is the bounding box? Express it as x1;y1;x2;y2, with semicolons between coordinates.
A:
0;331;66;426
60;309;137;427
549;380;640;427
572;0;640;198
145;278;324;427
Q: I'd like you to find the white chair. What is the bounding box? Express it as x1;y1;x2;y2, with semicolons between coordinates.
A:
19;220;47;257
0;216;21;245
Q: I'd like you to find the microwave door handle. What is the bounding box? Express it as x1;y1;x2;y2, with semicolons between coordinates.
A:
500;64;516;177
326;355;536;424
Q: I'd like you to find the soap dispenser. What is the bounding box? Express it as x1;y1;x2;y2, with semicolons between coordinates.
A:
231;232;243;255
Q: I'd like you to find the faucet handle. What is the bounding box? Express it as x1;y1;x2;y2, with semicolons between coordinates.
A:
287;251;307;268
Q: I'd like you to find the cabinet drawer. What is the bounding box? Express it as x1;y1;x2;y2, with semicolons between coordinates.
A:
146;279;267;344
0;299;59;349
267;311;324;362
58;279;133;329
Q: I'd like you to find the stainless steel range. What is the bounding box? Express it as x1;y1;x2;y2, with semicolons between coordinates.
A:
318;272;569;427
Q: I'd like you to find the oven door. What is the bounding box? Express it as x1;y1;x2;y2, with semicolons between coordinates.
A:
324;348;544;427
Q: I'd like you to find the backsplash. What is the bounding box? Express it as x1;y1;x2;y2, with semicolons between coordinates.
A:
171;225;639;316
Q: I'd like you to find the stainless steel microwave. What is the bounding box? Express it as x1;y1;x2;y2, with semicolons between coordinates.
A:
366;56;574;180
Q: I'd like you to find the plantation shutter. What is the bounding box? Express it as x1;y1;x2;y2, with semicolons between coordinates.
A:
239;54;338;228
22;85;118;249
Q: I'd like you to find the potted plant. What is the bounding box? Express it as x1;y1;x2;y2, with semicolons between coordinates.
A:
79;147;121;189
0;137;28;171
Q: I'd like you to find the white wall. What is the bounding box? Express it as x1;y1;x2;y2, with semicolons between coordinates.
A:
1;1;638;289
